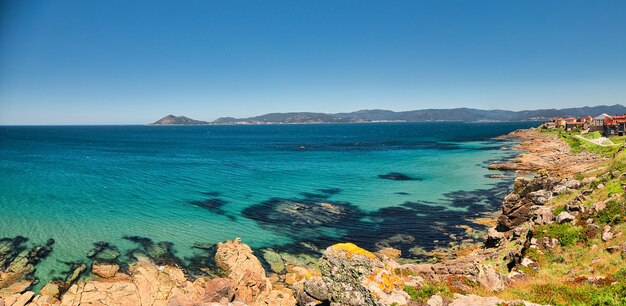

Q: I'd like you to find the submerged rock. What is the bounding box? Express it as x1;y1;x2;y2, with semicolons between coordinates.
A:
242;197;364;235
86;241;120;263
378;172;422;181
0;237;54;295
375;234;416;250
123;236;183;267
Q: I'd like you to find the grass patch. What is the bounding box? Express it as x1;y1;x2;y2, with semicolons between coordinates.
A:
583;131;603;140
526;282;626;306
553;205;567;215
404;284;451;302
536;223;584;247
544;129;620;157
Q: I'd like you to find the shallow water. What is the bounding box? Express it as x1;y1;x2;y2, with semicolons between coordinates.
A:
0;122;537;283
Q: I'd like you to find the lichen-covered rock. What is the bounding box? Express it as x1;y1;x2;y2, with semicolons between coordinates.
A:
284;265;319;286
304;243;409;306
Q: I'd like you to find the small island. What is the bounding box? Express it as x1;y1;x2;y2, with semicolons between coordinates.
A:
150;115;210;125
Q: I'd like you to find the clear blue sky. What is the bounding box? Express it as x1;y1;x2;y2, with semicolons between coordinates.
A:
1;0;625;124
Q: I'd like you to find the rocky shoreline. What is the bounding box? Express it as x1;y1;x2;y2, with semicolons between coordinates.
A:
1;127;620;305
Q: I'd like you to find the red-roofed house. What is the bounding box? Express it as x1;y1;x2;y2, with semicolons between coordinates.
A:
604;115;626;136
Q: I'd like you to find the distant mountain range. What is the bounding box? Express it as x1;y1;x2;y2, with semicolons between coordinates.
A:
151;104;626;125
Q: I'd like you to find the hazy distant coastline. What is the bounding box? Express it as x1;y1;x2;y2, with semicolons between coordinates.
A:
150;104;626;125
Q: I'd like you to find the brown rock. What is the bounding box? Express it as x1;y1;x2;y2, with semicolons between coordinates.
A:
214;238;272;305
0;279;32;295
12;291;34;306
533;206;554;225
587;224;601;239
39;282;61;298
29;295;60;306
594;200;607;212
203;278;234;302
265;288;297;306
91;261;119;278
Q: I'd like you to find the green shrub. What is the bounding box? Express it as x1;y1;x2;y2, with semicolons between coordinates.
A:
596;200;625;225
575;173;585;181
605;182;624;196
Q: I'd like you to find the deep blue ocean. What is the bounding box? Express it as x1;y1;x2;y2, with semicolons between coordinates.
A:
0;122;537;283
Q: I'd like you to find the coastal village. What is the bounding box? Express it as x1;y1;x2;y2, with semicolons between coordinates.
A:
544;113;626;136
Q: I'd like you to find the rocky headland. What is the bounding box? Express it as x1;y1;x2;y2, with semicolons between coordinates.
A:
2;127;626;305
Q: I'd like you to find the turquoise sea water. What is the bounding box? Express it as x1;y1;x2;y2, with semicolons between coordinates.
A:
0;122;537;283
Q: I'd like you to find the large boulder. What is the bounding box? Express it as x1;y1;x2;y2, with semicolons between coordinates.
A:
498;175;562;231
215;238;296;306
215;238;272;304
303;243;409;306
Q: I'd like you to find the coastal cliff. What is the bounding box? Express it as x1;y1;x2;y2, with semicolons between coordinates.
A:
2;128;626;305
